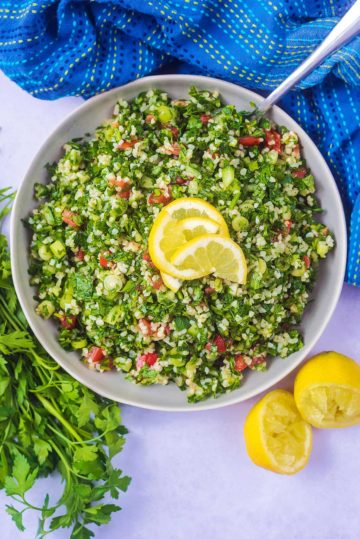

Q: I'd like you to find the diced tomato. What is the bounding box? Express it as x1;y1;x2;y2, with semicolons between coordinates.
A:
165;125;179;138
251;355;267;367
205;287;215;295
169;142;180;156
145;114;155;124
238;136;263;146
60;315;77;330
117;139;139;150
164;324;171;336
142;251;157;269
118;190;131;199
87;346;105;363
205;342;213;351
137;352;158;369
138;318;152;336
200;114;211;124
62;209;79;229
284;220;293;234
148;189;172;205
99;251;113;268
75;248;85;261
292;167;307;178
214;335;227;354
234;354;248;372
152;277;163;290
293;144;300;158
303;255;311;269
176;176;188;185
265;130;281;153
108;177;129;189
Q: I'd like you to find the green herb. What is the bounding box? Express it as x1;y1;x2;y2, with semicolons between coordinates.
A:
0;190;130;537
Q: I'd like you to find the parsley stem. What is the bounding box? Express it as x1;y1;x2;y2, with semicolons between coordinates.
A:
35;395;83;443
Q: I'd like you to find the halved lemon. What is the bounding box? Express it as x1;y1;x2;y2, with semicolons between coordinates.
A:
244;389;313;475
170;234;247;283
149;200;229;278
294;352;360;428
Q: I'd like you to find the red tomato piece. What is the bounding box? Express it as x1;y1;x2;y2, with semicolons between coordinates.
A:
60;315;77;330
152;277;163;290
148;190;172;205
303;255;311;269
204;287;215;295
214;335;227;354
75;248;85;261
292;167;307;178
87;347;105;363
265;130;281;153
284;220;293;234
251;355;266;367
165;125;179;138
176;176;188;185
99;252;112;268
62;209;79;229
238;136;263;146
138;318;152;336
200;114;211;124
108;177;129;189
137;352;159;369
117;140;139;150
234;354;248;372
118;190;131;199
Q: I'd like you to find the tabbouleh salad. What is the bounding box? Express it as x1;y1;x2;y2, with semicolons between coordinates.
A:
27;87;334;403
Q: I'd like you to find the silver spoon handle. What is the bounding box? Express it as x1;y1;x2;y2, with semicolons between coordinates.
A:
259;0;360;112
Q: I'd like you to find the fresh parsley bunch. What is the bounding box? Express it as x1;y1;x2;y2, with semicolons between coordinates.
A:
0;190;131;537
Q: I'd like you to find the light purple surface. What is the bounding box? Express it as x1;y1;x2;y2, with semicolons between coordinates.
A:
1;72;359;539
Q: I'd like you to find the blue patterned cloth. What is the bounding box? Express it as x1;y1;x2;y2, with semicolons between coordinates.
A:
0;0;359;284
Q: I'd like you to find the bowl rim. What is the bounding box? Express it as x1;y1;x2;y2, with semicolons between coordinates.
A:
10;74;347;412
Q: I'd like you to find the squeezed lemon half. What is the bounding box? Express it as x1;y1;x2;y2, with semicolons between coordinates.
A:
244;389;313;475
294;352;360;428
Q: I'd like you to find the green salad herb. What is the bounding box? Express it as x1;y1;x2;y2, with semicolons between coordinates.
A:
0;190;130;537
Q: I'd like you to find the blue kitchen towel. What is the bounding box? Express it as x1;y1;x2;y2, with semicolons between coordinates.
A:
0;0;359;284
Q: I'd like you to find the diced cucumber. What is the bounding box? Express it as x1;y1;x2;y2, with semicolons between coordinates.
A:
157;105;174;124
50;240;66;259
38;245;52;261
115;357;132;372
232;215;249;231
103;275;124;293
71;339;87;349
221;166;235;187
36;300;55;319
104;305;125;325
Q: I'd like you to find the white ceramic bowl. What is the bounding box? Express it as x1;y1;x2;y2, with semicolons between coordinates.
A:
10;75;347;411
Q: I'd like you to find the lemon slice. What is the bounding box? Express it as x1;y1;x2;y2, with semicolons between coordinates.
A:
161;197;229;235
294;352;360;428
170;234;247;282
149;210;228;277
161;271;181;293
244;389;313;475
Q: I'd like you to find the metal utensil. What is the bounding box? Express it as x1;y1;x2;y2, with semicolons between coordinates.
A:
259;0;360;112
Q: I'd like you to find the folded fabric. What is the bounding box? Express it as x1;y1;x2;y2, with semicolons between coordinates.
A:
0;0;359;284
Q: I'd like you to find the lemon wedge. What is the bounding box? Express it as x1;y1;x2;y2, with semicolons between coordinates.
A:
244;389;313;475
149;198;229;278
170;234;247;282
294;352;360;428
